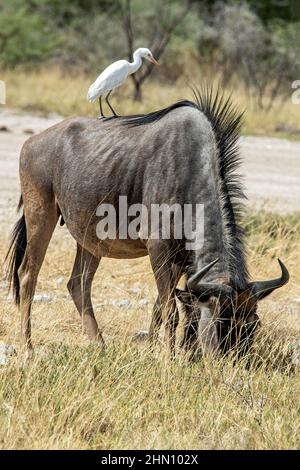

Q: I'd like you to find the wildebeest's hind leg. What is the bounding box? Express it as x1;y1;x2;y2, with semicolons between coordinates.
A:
147;241;179;358
67;243;105;350
17;203;59;357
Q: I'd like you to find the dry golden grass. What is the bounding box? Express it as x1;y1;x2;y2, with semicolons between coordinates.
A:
2;68;300;139
0;211;299;449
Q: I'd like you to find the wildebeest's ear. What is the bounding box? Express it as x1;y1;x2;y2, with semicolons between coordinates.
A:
175;288;198;305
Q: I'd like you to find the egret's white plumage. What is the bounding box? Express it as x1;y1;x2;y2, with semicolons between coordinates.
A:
87;48;159;118
87;61;130;103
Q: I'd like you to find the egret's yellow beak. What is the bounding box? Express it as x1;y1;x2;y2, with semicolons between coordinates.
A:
149;56;159;66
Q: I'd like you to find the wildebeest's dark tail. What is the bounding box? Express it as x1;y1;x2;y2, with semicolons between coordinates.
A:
5;195;27;306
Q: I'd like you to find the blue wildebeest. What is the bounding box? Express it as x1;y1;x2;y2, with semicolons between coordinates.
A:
6;88;289;359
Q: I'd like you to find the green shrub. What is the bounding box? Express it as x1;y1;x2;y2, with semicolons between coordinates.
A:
0;3;59;67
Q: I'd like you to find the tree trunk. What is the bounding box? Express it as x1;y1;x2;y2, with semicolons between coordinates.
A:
120;0;192;102
133;80;142;101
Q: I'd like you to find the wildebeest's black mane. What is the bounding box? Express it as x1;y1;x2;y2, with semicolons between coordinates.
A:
122;86;249;288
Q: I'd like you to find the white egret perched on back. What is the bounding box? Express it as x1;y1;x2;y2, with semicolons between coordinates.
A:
87;48;159;119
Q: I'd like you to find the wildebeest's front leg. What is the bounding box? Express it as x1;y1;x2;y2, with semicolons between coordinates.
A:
148;297;162;345
147;241;179;358
148;264;183;347
67;243;105;349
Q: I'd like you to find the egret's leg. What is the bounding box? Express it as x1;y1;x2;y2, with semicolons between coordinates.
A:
105;91;118;117
98;96;105;119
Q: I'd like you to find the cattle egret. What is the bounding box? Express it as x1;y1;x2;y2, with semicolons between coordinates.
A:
87;48;159;119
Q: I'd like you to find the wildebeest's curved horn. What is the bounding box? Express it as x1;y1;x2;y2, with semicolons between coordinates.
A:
187;258;233;298
187;258;220;288
249;259;289;300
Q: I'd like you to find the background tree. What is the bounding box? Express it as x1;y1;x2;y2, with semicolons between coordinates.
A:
1;0;300;108
119;0;194;100
0;2;59;67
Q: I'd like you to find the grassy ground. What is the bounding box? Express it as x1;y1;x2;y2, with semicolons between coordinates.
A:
0;211;299;449
2;68;300;139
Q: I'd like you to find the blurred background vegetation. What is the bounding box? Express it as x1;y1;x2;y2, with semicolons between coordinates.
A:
1;0;300;136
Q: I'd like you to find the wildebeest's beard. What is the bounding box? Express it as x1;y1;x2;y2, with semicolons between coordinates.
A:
178;293;260;359
215;296;261;357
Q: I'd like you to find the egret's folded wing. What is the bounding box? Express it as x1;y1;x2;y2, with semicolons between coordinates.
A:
93;61;129;94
